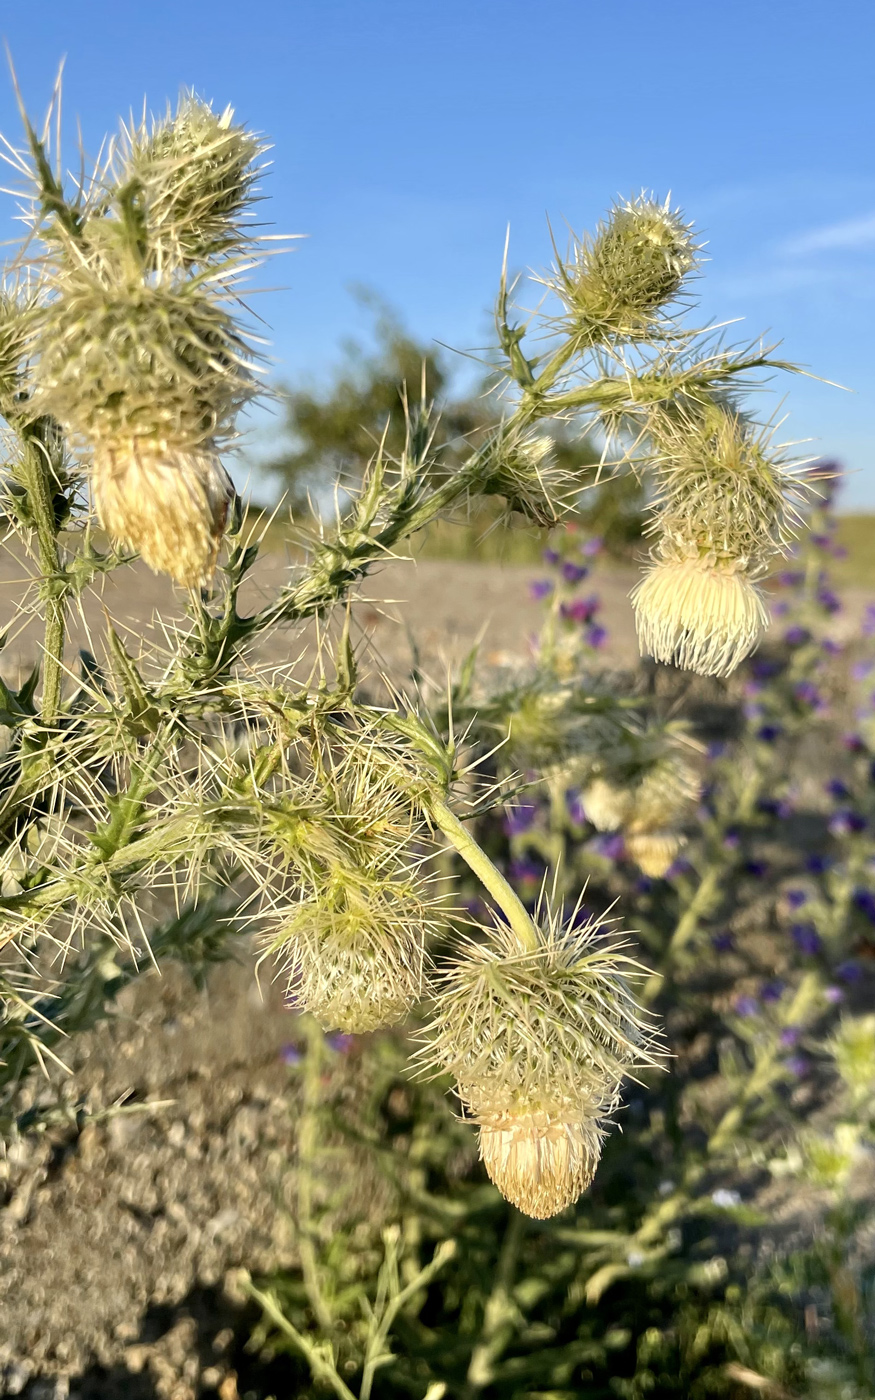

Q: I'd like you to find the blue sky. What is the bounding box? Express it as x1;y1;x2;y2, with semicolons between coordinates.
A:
1;0;874;504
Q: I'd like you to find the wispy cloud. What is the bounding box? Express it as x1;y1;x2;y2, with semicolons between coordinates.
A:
781;212;875;256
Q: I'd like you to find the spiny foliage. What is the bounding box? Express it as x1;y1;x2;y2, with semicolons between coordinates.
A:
0;79;814;1226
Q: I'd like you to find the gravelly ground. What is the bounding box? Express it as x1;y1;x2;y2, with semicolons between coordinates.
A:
0;542;869;1397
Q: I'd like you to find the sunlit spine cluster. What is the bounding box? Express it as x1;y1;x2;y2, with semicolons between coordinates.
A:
27;96;263;586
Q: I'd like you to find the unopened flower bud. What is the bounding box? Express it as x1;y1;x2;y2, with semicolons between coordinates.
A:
555;196;698;342
272;872;430;1033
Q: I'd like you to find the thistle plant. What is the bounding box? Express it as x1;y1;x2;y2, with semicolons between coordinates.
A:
419;906;661;1218
0;80;818;1237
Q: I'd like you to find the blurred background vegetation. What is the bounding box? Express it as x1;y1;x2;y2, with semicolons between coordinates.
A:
256;300;874;580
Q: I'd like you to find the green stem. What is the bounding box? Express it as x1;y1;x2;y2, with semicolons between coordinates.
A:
360;1239;456;1400
464;1211;525;1394
297;1017;335;1334
239;1275;358;1400
20;423;67;723
429;798;539;952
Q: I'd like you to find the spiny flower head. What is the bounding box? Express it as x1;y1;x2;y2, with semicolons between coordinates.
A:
549;195;699;343
628;751;701;831
624;830;684;879
268;865;434;1033
26;96;265;587
632;548;768;678
419;906;661;1216
480;430;570;526
647;402;804;568
120;94;265;263
31;262;255;451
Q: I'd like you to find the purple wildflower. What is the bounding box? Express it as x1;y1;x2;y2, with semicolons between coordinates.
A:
326;1033;356;1054
791;924;822;955
795;680;825;709
757;724;783;743
829;810;866;836
784;1054;809;1078
853;888;875;922
723;829;741;851
785;888;809;910
826;778;851;800
761;979;785;1003
734;995;759;1017
745;860;769;879
772;601;790;617
778;571;804;587
542;547;560;565
712;931;734;952
561;594;599;623
508;857;545;885
753;658;783;679
843;733;867;753
585;623;608;649
582;536;603;557
504;801;537;836
280;1043;303;1066
863;604;875;638
562;561;589;585
779;1025;803;1048
529;579;554;601
824;985;845;1004
784;626;811;647
590;833;626;861
806;460;841;500
836;960;863;983
817;588;842;615
566;790;587;825
806;853;832;874
821;638;843;656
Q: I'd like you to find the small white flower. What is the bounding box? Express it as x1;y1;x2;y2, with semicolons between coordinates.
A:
711;1188;742;1208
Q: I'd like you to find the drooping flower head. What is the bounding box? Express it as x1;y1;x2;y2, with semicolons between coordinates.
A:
419;906;661;1217
632;550;768;678
633;403;806;677
271;867;433;1032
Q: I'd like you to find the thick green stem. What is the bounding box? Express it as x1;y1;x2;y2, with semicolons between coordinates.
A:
20;425;67;722
429;798;539;952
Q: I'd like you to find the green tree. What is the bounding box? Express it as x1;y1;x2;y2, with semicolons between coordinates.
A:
265;292;488;505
